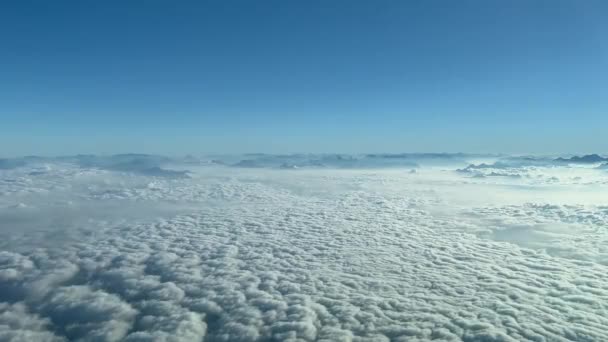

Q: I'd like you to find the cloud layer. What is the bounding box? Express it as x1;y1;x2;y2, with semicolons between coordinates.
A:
1;154;608;341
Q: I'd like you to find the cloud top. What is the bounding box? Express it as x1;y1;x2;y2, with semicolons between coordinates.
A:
1;154;608;341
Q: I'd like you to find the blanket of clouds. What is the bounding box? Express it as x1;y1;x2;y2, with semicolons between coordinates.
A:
1;153;607;341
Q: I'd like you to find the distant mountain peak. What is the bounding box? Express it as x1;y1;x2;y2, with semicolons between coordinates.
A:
554;154;608;164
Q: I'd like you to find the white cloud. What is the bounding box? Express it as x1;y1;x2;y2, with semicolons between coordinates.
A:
0;302;62;342
1;155;608;341
40;286;137;341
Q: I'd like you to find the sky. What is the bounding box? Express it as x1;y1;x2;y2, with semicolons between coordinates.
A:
1;0;606;156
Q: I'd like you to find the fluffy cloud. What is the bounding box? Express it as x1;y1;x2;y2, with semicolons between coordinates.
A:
1;155;608;341
0;303;62;342
40;286;137;341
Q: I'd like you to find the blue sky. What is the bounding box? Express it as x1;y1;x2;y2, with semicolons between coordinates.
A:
1;0;606;156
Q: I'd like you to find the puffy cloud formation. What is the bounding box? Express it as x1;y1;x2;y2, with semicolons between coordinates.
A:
1;154;608;341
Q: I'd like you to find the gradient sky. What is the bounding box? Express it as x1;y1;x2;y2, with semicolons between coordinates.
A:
1;0;606;156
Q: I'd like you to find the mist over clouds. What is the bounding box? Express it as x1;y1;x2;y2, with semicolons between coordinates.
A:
1;153;608;341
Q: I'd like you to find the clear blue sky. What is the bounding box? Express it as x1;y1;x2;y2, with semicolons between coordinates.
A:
1;0;606;156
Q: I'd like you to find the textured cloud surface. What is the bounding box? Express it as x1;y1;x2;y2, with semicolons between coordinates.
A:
1;154;607;341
